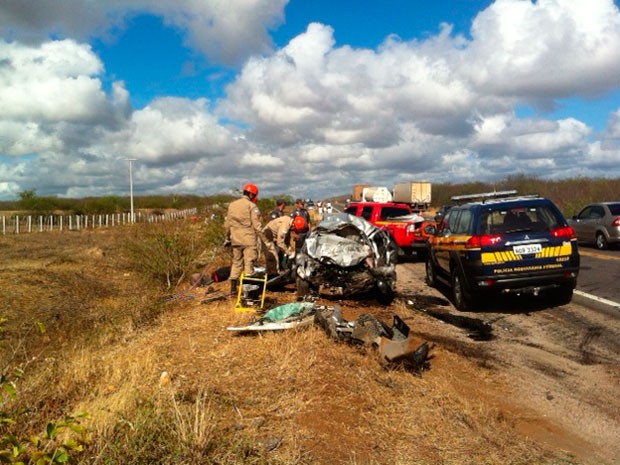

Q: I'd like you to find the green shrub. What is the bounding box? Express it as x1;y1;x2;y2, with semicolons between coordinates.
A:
124;215;226;289
125;223;200;289
80;196;126;215
16;189;61;215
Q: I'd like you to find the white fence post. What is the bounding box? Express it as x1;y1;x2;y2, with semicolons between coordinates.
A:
1;208;197;236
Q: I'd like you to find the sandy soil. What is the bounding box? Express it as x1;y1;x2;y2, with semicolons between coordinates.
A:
396;260;620;465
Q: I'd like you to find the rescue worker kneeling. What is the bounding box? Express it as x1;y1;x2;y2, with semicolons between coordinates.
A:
262;215;293;278
262;215;307;278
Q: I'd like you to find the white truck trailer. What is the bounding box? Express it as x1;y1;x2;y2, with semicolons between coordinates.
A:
392;182;432;211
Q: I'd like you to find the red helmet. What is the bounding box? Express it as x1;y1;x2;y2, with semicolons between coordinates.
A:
292;215;306;231
243;183;258;196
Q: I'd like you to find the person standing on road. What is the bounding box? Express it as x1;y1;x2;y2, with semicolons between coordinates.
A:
224;183;266;296
269;198;286;220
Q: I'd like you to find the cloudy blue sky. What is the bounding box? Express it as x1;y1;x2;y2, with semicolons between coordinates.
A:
1;0;620;201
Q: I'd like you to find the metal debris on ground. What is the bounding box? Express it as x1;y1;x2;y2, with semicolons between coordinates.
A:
227;299;432;371
314;307;432;371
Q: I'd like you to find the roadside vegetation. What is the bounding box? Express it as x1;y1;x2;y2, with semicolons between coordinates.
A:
0;224;560;465
1;175;616;464
430;175;620;218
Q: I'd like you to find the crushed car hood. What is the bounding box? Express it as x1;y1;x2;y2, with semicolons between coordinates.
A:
296;213;398;300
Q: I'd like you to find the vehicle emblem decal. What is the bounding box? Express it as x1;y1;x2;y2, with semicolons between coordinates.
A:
524;234;530;240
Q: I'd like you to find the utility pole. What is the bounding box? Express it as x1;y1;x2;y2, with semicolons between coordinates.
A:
124;158;136;223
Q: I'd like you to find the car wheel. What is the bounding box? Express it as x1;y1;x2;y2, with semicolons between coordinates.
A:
425;259;437;288
375;280;395;305
595;232;608;250
451;269;474;311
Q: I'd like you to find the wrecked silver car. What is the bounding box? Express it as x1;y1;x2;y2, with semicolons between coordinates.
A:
295;213;399;303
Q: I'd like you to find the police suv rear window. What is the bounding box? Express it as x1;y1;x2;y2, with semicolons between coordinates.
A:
479;205;561;235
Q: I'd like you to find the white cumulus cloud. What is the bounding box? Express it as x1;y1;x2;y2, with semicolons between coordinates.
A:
2;0;620;200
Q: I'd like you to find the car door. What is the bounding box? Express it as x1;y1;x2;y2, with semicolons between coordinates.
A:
573;205;602;243
434;208;460;275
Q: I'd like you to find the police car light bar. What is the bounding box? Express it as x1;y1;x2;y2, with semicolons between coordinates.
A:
450;190;518;203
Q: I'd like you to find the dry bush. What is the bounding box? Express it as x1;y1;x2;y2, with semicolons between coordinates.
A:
124;222;201;289
124;217;226;290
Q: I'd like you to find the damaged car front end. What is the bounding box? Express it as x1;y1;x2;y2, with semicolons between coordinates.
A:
295;213;399;303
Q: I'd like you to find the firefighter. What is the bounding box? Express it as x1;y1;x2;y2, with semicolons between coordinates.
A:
262;215;294;277
290;198;311;250
224;183;268;296
291;215;308;254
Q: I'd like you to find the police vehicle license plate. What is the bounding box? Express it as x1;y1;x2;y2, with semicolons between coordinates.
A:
513;244;542;255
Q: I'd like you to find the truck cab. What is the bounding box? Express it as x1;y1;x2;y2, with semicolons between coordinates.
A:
344;201;428;257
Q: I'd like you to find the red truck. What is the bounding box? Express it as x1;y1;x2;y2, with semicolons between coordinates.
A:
344;201;431;258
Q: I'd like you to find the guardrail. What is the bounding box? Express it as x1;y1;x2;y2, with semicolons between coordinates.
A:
1;208;198;235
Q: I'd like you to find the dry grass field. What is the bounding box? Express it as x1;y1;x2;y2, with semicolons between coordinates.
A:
0;223;607;464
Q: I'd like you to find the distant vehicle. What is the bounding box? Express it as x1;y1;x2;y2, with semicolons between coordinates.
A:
361;186;393;203
425;192;580;310
568;202;620;250
295;213;398;303
392;181;432;211
344;201;427;257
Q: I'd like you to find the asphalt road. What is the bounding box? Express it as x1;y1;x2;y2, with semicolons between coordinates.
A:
575;245;620;311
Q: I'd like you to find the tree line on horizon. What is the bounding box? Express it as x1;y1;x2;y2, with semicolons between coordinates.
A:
429;175;620;217
1;176;618;218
